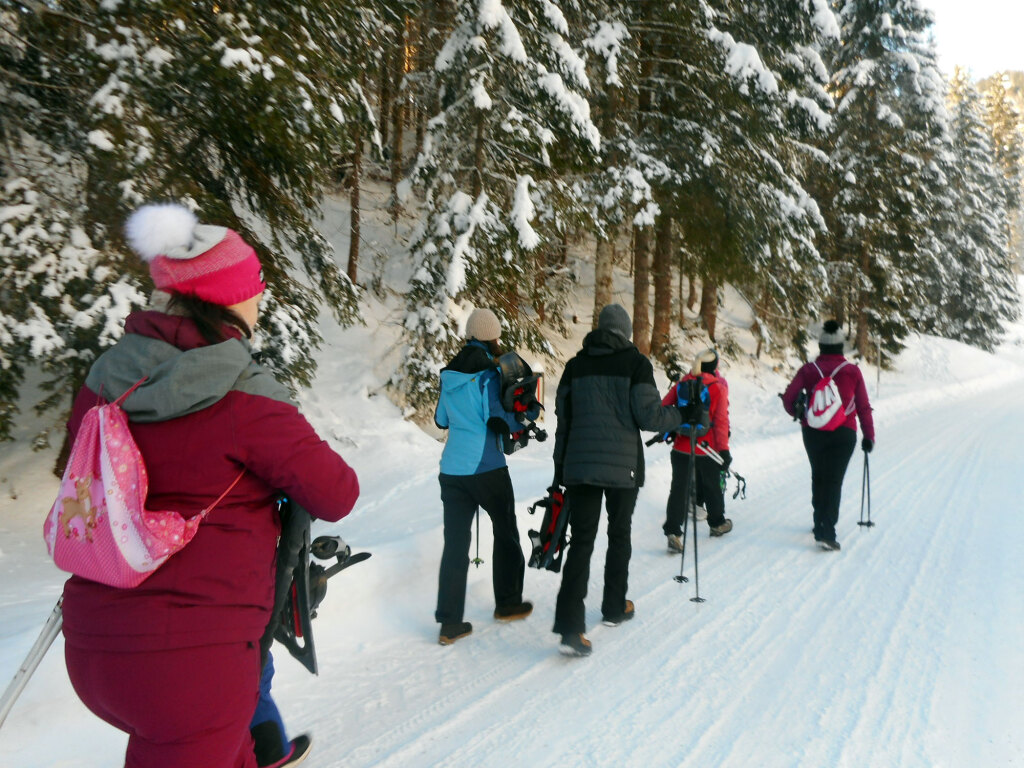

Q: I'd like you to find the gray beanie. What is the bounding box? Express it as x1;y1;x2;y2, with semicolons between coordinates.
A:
465;308;501;341
598;303;632;340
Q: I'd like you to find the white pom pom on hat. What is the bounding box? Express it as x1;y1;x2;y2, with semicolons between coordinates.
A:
125;203;199;262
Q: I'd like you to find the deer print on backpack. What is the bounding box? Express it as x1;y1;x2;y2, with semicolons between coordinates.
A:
59;475;100;542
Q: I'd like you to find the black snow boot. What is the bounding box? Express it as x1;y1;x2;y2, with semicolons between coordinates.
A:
439;621;473;645
817;539;841;552
493;601;533;622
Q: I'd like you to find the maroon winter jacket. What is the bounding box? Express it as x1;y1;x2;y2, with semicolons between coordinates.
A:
61;311;359;651
781;353;875;441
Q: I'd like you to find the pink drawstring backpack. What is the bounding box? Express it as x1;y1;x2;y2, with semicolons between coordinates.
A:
43;379;244;588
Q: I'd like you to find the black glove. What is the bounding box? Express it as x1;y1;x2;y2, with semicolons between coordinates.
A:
487;417;511;437
719;449;732;472
861;437;873;453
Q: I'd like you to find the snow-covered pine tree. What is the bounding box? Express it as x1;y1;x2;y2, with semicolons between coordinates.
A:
944;68;1020;349
626;0;831;355
819;0;952;359
711;0;838;354
1;1;364;446
397;0;601;409
982;73;1024;265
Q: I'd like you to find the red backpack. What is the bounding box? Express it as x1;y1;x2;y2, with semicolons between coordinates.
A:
805;361;853;431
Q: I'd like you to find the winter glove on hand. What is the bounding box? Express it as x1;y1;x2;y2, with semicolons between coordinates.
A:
861;437;874;453
719;449;732;472
487;417;512;437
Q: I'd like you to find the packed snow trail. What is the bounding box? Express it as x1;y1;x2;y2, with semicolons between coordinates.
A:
260;377;1023;768
1;374;1022;767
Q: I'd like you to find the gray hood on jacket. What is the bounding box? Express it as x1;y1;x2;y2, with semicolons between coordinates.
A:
86;334;291;423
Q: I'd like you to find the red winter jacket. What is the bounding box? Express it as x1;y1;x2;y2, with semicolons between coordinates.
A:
60;311;359;651
781;353;875;441
662;371;730;455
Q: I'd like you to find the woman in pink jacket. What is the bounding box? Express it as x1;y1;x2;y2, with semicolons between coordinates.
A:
781;321;874;551
61;204;359;768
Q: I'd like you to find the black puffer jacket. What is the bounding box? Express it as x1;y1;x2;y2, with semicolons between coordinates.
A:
553;328;682;488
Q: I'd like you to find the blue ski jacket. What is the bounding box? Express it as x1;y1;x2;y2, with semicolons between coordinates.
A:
434;341;531;475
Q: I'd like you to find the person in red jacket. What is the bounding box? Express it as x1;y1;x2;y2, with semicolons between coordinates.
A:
662;348;733;550
781;320;874;551
60;203;359;768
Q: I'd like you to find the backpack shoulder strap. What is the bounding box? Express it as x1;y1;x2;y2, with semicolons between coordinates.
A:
811;361;824;379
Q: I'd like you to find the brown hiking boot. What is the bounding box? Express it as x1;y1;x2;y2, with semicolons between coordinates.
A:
558;633;592;657
493;601;533;622
438;621;473;645
602;599;635;627
709;519;733;537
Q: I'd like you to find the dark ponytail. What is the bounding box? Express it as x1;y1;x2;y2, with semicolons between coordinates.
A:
167;294;252;345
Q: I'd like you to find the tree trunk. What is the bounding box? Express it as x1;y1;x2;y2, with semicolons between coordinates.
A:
378;33;393;150
650;210;674;359
855;248;870;357
389;20;408;221
687;271;698;310
593;235;614;329
632;225;652;355
700;275;718;342
472;113;485;199
347;104;362;284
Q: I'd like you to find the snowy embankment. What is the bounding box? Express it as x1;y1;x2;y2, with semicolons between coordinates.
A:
2;255;1024;767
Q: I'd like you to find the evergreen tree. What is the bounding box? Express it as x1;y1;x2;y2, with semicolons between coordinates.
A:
982;73;1024;264
396;0;600;409
944;68;1020;348
820;0;952;359
0;1;365;445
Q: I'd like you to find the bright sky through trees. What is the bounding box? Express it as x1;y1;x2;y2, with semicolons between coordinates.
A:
922;0;1024;76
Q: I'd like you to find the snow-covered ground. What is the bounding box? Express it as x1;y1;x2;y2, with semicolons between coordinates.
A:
2;196;1023;767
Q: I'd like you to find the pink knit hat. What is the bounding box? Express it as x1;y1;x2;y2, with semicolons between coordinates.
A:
125;203;266;306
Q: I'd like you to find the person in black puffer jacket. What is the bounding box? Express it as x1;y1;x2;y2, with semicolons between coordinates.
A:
551;304;683;656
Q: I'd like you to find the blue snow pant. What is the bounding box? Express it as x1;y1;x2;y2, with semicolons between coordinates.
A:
250;652;289;760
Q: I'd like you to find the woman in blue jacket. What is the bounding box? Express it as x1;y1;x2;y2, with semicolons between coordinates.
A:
433;309;536;645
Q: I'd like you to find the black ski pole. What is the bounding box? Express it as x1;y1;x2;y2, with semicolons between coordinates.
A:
471;509;484;567
858;453;874;527
674;436;692;585
689;430;705;603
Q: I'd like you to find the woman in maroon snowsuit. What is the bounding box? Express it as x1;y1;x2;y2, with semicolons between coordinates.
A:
781;321;874;551
60;204;359;768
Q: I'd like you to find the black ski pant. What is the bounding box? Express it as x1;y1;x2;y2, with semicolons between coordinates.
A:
435;467;525;624
662;450;727;536
801;425;856;541
553;484;639;636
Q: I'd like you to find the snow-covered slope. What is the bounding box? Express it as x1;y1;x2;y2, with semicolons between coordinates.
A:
2;197;1023;767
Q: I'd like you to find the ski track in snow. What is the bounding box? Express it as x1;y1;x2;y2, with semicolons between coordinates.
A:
1;370;1023;766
